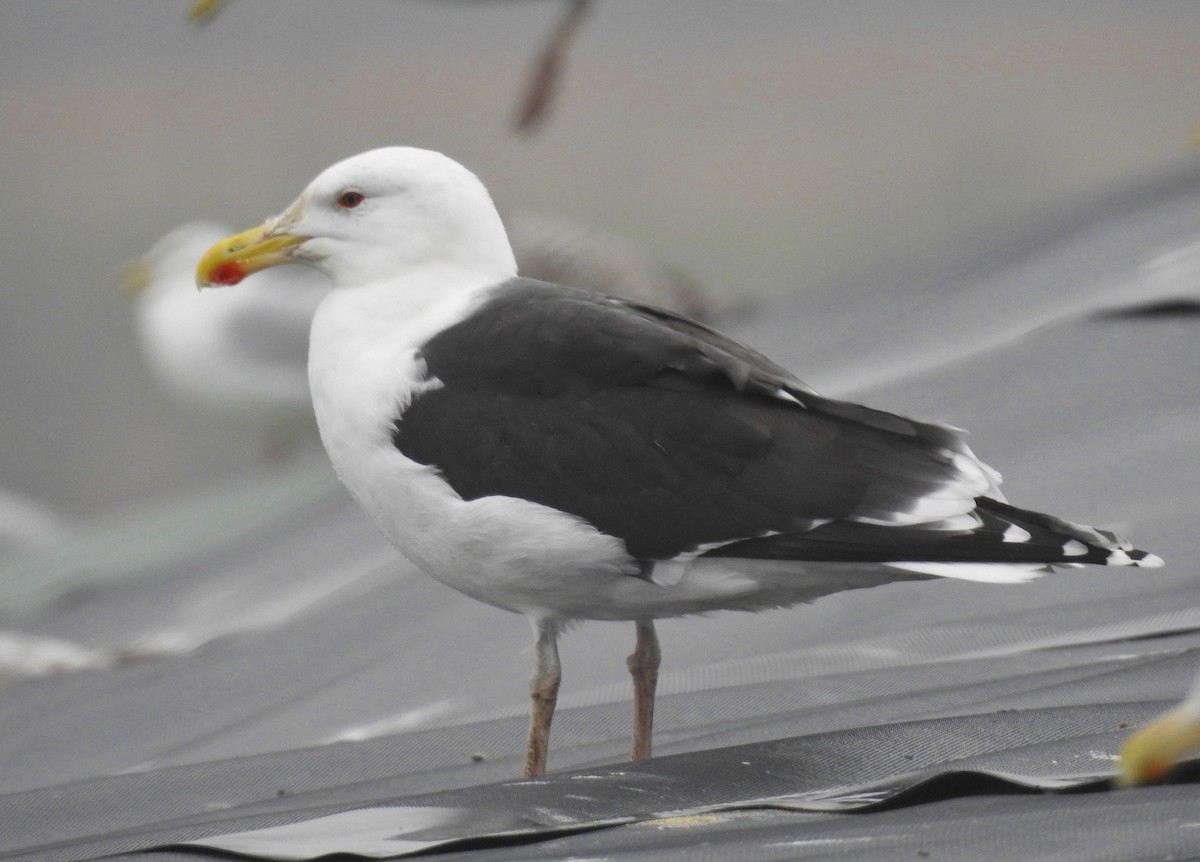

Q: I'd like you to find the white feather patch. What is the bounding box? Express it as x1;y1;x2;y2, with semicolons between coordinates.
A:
886;561;1045;583
1002;524;1032;543
851;491;977;527
1062;539;1089;557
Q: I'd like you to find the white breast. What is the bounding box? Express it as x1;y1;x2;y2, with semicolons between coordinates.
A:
306;277;640;619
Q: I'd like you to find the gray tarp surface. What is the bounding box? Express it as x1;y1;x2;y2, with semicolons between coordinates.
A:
1;167;1199;860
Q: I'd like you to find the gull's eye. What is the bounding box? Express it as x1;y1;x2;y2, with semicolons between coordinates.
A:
337;190;365;209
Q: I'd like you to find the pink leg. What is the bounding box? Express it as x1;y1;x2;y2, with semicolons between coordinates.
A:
627;619;661;761
524;619;561;778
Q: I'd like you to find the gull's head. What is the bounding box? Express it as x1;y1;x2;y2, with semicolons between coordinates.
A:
196;147;517;290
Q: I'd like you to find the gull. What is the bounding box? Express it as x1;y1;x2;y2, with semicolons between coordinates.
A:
196;146;1162;777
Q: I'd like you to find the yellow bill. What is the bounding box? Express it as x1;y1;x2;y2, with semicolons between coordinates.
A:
1118;706;1200;786
195;224;307;288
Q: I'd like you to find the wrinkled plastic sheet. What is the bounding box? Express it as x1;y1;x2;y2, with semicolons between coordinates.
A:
3;631;1198;862
172;706;1168;860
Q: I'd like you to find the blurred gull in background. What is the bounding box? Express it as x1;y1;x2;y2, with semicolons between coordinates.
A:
507;210;717;321
124;221;329;461
1120;669;1200;786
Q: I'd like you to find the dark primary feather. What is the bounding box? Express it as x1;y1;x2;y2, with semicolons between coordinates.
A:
392;279;990;560
706;497;1157;566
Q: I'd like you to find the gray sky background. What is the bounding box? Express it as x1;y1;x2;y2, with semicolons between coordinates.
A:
3;1;1200;519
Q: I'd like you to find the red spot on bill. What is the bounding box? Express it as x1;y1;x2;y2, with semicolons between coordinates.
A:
209;260;246;286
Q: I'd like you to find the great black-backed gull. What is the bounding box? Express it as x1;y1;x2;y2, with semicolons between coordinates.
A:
196;146;1162;778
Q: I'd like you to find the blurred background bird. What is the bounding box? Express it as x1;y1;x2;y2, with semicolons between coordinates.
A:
124;221;329;462
1120;673;1200;786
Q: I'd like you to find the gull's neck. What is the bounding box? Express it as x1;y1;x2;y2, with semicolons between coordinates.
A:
306;260;512;518
311;261;513;355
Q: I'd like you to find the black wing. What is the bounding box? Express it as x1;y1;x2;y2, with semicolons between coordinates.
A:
392;279;1004;561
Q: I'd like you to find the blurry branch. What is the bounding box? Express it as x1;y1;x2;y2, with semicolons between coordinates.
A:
514;0;590;133
187;0;592;134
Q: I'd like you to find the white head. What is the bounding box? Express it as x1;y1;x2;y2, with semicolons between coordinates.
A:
197;147;517;291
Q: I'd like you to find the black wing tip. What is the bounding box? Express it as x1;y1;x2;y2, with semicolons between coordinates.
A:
698;500;1164;569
